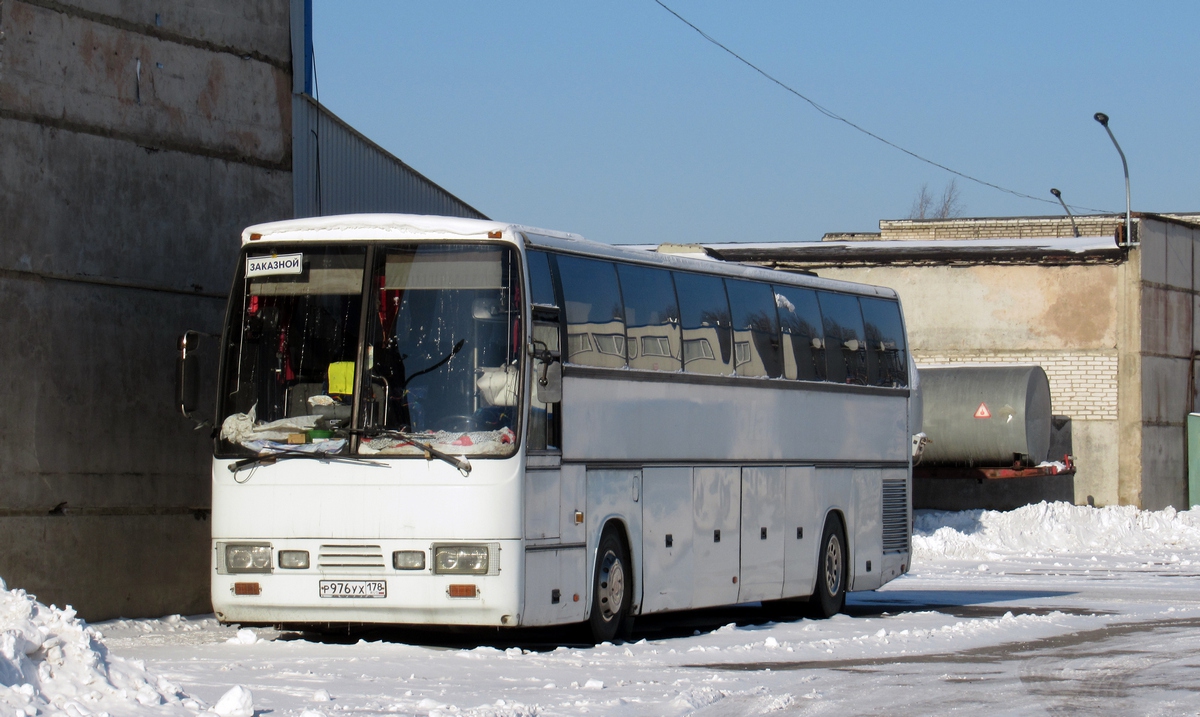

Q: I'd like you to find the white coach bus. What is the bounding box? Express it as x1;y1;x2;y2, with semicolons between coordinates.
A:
178;214;916;641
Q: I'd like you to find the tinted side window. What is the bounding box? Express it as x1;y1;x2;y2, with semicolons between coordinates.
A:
817;292;867;385
673;272;732;375
557;256;626;368
725;279;782;378
773;285;826;381
617;264;681;372
527;250;557;306
861;297;908;387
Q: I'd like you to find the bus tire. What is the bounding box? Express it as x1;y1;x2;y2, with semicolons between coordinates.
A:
809;514;847;618
589;528;631;642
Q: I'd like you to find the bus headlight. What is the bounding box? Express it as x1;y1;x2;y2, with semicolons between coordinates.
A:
278;550;309;569
224;544;272;573
433;545;489;575
393;550;426;570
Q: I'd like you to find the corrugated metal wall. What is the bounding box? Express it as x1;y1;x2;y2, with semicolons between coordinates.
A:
292;94;487;220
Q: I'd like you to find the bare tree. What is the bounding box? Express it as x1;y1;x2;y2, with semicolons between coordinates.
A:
908;179;964;220
935;179;963;219
908;183;934;220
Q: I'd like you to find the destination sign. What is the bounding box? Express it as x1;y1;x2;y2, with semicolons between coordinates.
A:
246;253;303;278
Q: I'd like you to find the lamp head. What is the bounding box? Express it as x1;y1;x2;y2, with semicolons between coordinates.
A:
1050;188;1062;199
1094;112;1109;126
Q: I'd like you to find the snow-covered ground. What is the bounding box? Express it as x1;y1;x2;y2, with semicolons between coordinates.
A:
6;502;1200;716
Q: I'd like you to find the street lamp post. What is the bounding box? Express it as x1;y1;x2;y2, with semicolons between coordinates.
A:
1050;188;1080;238
1093;112;1134;246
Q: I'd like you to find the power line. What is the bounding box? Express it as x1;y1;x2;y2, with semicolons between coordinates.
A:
652;0;1110;214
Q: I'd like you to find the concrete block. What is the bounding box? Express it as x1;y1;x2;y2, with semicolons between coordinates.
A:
1139;220;1168;285
0;276;220;489
0;118;290;290
1;1;291;165
1195;295;1200;352
1140;424;1186;510
1195;229;1200;292
1071;420;1119;506
0;514;211;621
1141;355;1190;424
1166;223;1195;290
51;0;292;65
1140;286;1193;357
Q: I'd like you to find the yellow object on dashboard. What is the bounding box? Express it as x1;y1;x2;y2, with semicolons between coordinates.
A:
328;361;355;396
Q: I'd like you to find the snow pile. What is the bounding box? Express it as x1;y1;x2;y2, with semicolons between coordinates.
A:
0;577;232;716
914;502;1200;561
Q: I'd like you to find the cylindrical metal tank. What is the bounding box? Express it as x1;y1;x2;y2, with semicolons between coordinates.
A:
918;365;1052;466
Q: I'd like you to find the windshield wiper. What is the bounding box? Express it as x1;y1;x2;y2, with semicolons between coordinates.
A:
366;429;472;476
229;446;387;474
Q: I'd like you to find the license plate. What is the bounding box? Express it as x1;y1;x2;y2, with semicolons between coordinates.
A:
319;580;387;598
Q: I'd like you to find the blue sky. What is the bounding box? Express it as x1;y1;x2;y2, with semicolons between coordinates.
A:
312;1;1198;245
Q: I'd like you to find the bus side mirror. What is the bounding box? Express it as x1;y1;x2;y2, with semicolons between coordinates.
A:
537;360;562;404
176;331;206;424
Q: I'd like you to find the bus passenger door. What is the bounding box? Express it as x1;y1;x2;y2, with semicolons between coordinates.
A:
640;467;694;613
692;467;740;608
739;467;786;603
522;461;590;627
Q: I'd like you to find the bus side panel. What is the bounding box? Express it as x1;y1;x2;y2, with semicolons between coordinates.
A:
562;377;908;464
522;550;561;626
782;465;821;598
640;467;694;613
586;468;644;615
738;467;786;603
560;464;588;546
521;546;588;626
524;469;560;540
813;466;853;571
850;468;883;592
693;467;741;608
560;463;589;622
879;467;911;585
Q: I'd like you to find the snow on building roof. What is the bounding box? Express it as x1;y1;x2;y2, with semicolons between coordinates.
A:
628;235;1125;266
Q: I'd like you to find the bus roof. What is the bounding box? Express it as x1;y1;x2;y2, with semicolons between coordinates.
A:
241;213;898;300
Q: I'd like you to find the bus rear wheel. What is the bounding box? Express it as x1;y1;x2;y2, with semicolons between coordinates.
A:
809;514;847;618
589;528;631;642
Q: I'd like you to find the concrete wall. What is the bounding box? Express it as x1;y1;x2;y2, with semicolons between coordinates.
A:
813;263;1123;507
1136;219;1200;509
0;0;292;619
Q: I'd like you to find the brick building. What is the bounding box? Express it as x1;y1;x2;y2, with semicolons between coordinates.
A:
668;213;1200;510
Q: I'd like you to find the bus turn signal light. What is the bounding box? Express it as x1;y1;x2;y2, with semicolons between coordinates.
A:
448;584;477;598
233;582;261;596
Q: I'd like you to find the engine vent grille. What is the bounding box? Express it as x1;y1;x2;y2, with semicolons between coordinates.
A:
318;544;385;570
882;478;910;554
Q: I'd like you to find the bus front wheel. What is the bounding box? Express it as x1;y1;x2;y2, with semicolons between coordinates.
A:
589;528;631;642
809;514;847;618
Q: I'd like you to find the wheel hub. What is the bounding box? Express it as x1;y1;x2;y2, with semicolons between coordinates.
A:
823;535;843;595
598;550;625;621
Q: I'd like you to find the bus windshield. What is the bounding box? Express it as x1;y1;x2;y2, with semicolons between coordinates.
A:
217;243;522;459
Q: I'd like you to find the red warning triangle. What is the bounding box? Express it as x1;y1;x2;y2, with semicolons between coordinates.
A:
974;402;991;419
